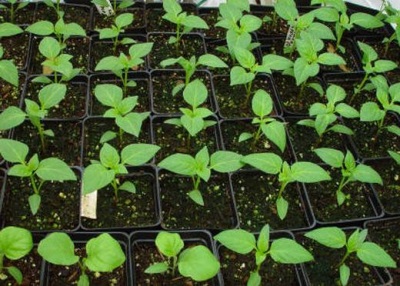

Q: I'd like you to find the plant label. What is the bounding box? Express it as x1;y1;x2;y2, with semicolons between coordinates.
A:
95;0;115;16
284;25;296;48
80;190;97;219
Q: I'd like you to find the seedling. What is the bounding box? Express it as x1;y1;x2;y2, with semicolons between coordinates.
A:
242;152;331;220
0;83;67;150
95;42;153;95
0;22;23;86
96;13;136;53
94;84;150;143
305;227;396;286
0;226;33;284
297;84;359;143
230;47;293;105
83;142;160;202
145;231;220;282
33;37;81;84
162;0;209;48
0;139;76;215
0;0;29;23
42;0;64;19
160;54;228;95
352;41;397;100
92;0;134;15
164;80;216;150
214;224;313;286
314;148;383;205
380;2;400;57
158;146;243;206
238;89;287;153
312;0;384;52
38;232;125;286
26;16;86;50
359;79;400;139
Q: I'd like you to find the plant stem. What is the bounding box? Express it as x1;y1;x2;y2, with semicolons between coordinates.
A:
278;181;288;199
111;178;119;202
337;250;350;268
10;3;15;23
172;256;178;277
118;127;124;146
252;125;263;148
30;175;39;195
335;25;344;51
123;67;129;96
336;176;349;196
298;80;307;98
244;81;253;106
351;73;369;103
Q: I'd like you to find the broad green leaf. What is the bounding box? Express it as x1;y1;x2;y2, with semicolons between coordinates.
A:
240;14;262;33
238;132;253;142
77;274;89;286
276;196;289;220
330;124;354;135
39;37;60;59
178;245;220;282
121;144;160;166
61;22;86;37
115;13;133;28
160;57;181;67
247;271;261;286
327;84;346;103
352;164;383;185
315;113;334;135
290;162;331;183
340;264;350;286
314;148;344;168
0;60;18;86
8;164;32;177
145;262;169;274
0;106;26;130
181;115;204;137
242;153;282;174
95;56;124;71
129;42;154;60
262;121;287;153
183;79;208;108
270;238;313;263
188;190;204;206
82;164;115;194
38;232;79;265
309;103;327;116
388;125;400;136
230;66;255;86
351;12;384;29
39;83;67;110
158;154;197;176
198;54;228;68
252;89;273;117
0;226;33;260
26;21;54;35
305;227;346;248
7;266;22;284
335;103;359;118
85;233;126;272
36;158;76;181
234;47;255;70
209;151;243;173
357;242;396;268
182;15;209;29
28;194;41;215
257;225;270;253
318;52;345;65
373;60;398;73
98;28;118;39
156;232;184;257
119;181;136;193
293;58;319;86
275;0;298;21
214;229;256;254
388;150;400;165
116;112;146;137
0;139;28;163
94;84;123;108
262;54;293;71
163;0;182;15
99;143;120;168
358;41;378;62
0;22;23;37
312;7;339;22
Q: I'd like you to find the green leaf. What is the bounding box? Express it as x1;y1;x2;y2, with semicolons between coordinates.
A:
163;0;182;16
373;60;398;73
8;164;32;177
305;227;346;248
275;0;298;21
0;106;26;130
145;262;169;274
7;266;22;284
28;194;41;215
340;264;350;286
263;121;287;153
115;13;133;28
242;153;282;174
95;56;124;71
314;148;344;168
238;132;253;142
257;225;270;253
312;7;339;22
178;245;220;282
197;54;228;68
100;131;116;143
262;54;293;72
0;139;28;163
156;232;184;257
158;154;197;176
77;274;89;286
270;238;313;263
214;229;256;254
129;42;154;60
85;233;126;272
26;21;54;36
234;47;255;69
335;103;359;118
121;144;160;166
307;22;335;41
82;164;115;194
116;112;148;137
230;66;255;86
94;84;123;108
240;14;262;33
293;58;319;86
209;151;243;173
38;232;79;265
351;12;384;29
0;226;33;260
248;271;261;286
100;143;120;168
119;181;136;193
318;53;345;65
357;242;396;268
39;37;60;59
388;125;400;136
181;115;204;137
352;164;383;185
388;150;400;165
182;15;209;29
314;113;335;135
252;89;273;117
0;22;23;37
39;83;67;110
188;190;204;206
330;124;353;135
290;162;331;183
183;79;208;108
276;196;289;220
0;59;18;86
36;158;76;181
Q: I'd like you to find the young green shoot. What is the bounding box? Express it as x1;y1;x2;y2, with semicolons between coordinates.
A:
160;54;228;95
92;0;134;15
214;224;313;286
94;84;150;143
297;84;359;144
353;41;397;100
164;80;215;151
0;139;76;215
162;0;209;49
230;47;293;105
314;148;383;205
381;2;400;57
145;231;220;281
158;146;243;206
238;89;287;153
83;142;160;202
42;0;64;19
95;42;153;96
26;16;86;50
38;232;125;286
96;13;136;54
305;227;396;286
242;153;331;220
0;226;33;284
0;0;29;23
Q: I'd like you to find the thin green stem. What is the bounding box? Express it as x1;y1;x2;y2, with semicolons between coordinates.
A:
337;250;350;268
118;127;124;145
30;174;39;195
172;256;178;277
244;81;253;106
252;124;263;147
335;26;344;51
299;80;307;98
111;178;119;202
10;3;15;23
278;181;288;199
194;175;201;191
336;175;349;195
351;73;369;103
123;67;129;96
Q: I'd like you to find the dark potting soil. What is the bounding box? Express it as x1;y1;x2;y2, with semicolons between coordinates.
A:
0;33;30;70
92;8;145;32
0;73;25;110
231;171;311;232
13;120;82;166
0;3;36;25
81;172;158;229
2;174;80;231
159;173;237;230
198;9;225;40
